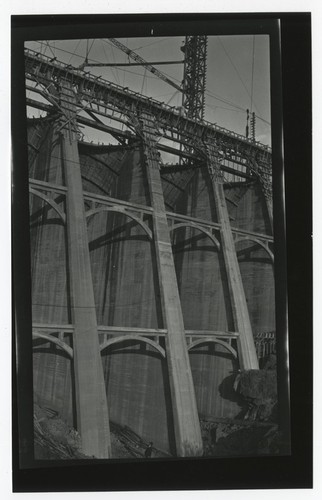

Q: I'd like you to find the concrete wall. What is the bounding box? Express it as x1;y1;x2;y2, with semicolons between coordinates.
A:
84;144;171;451
224;182;272;235
29;119;275;451
29;119;73;424
171;168;241;419
103;343;174;453
225;182;275;333
85;145;160;328
172;168;233;332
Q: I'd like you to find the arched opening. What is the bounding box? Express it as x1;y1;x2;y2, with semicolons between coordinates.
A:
86;208;162;329
33;331;73;358
235;238;275;334
170;222;220;250
188;337;237;358
86;206;152;240
32;334;75;427
172;224;233;332
100;335;165;358
234;236;274;264
100;337;175;455
30;187;72;428
188;339;241;420
29;188;66;224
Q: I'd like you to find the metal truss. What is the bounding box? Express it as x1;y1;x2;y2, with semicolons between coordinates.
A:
108;38;183;92
25;48;272;181
181;36;208;121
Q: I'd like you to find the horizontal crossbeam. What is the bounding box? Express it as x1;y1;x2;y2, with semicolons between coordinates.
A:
32;323;239;339
82;60;184;68
28;178;273;243
26;94;266;175
26;97;199;161
25;49;272;169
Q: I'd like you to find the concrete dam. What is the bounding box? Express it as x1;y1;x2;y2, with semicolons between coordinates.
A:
26;46;275;458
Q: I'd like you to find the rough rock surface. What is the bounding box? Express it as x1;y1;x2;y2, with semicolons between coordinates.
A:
34;403;170;460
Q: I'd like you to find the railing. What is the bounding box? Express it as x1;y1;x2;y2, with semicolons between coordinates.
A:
24;48;272;156
29;178;274;244
254;331;276;359
32;324;238;343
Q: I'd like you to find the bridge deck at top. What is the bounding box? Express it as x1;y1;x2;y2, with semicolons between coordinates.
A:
25;48;272;170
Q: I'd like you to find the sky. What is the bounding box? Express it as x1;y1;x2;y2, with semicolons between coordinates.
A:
25;35;271;147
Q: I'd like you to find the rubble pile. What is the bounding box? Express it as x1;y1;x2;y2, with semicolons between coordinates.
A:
34;403;169;459
201;417;280;457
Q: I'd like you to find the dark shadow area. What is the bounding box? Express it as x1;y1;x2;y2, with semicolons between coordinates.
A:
217;245;235;332
160;357;176;457
64;220;72;324
30;218;65;229
149;239;165;330
32;346;71;361
101;342;164;361
218;373;244;405
211;424;281;457
189;349;234;361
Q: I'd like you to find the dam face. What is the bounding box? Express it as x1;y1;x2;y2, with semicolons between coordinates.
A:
29;112;274;456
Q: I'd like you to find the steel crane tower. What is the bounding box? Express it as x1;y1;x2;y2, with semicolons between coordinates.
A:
181;36;208;121
179;36;208;165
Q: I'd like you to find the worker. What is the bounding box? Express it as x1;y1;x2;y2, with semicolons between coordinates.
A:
145;441;153;458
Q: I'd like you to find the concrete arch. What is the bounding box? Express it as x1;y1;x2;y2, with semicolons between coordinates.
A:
29;187;66;223
85;206;152;240
234;236;274;264
99;335;166;358
188;337;237;358
32;331;73;358
170;222;220;250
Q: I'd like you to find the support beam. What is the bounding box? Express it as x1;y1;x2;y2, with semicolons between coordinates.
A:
248;155;273;233
205;145;259;370
265;195;274;233
137;111;203;457
28;177;273;243
25;49;272;164
181;36;208;121
82;60;184;68
59;80;111;458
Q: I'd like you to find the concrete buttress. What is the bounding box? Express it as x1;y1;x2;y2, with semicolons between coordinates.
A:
138;111;203;457
206;153;259;370
60;80;111;458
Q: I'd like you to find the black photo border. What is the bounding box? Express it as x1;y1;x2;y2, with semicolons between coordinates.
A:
11;12;312;491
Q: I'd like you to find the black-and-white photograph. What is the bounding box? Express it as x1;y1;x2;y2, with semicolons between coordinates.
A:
23;31;283;460
11;13;312;492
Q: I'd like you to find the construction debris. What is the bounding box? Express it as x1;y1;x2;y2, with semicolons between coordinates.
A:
34;403;170;460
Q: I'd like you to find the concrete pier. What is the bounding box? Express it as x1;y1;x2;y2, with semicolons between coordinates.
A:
139;112;203;457
210;172;259;370
60;81;111;458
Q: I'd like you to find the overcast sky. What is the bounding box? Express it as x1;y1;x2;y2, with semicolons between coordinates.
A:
25;35;271;146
